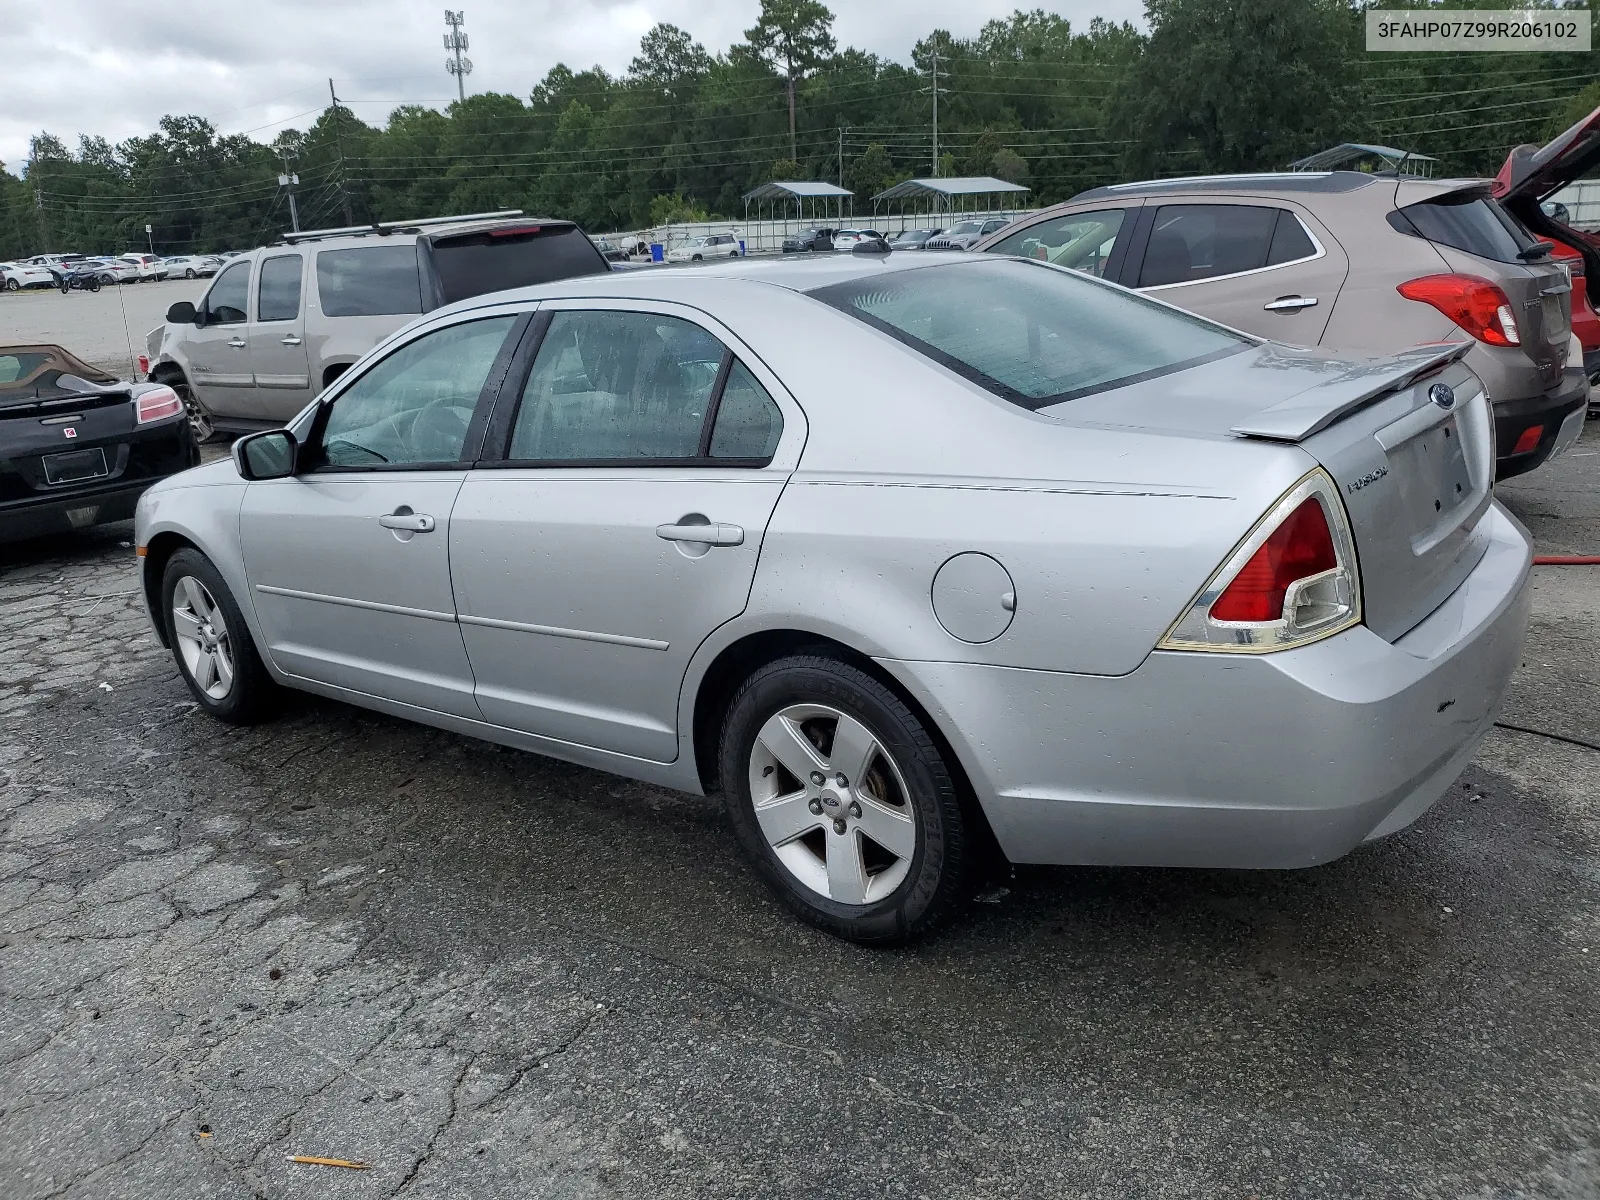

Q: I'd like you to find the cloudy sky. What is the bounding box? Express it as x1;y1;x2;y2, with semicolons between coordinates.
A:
3;0;1144;173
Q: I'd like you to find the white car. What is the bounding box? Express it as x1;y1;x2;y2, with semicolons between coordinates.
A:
121;253;169;282
831;229;885;251
667;233;742;262
0;261;55;291
83;258;139;284
162;256;219;280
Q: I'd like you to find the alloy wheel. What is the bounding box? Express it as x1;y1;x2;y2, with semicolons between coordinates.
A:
747;703;917;905
171;576;235;700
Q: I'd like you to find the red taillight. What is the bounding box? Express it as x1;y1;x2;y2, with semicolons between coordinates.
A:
137;353;150;376
1511;425;1543;455
1210;497;1338;623
1397;274;1520;347
135;385;182;424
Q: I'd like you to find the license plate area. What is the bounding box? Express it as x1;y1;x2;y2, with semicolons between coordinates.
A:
42;447;109;485
1543;293;1571;343
1392;414;1476;549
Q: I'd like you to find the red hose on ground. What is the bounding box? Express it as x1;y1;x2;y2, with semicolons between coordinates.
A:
1533;555;1600;565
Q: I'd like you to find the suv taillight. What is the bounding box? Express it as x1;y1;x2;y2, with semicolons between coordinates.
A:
135;385;182;424
1159;470;1362;653
1397;274;1520;346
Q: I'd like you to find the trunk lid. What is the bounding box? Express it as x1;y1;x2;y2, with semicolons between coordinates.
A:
1044;341;1495;641
1493;104;1600;204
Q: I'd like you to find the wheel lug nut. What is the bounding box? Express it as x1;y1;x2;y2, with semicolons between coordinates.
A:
808;798;823;815
836;773;848;788
809;771;825;786
833;819;847;835
848;802;862;818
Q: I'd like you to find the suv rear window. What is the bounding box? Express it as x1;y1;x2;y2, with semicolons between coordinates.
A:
813;259;1245;409
427;225;608;306
1388;192;1538;264
316;246;423;317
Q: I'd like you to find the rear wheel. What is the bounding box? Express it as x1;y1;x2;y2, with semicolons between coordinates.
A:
719;655;973;943
162;549;276;724
88;277;101;293
5;278;18;292
184;268;196;279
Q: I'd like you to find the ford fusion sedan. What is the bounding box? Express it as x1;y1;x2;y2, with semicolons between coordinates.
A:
134;252;1532;943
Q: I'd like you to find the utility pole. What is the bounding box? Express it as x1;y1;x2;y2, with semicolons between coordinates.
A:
279;151;301;233
838;127;844;188
328;79;355;226
444;10;473;104
920;49;949;177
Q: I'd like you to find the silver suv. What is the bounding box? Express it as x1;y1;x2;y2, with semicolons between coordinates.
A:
973;172;1588;478
146;212;611;439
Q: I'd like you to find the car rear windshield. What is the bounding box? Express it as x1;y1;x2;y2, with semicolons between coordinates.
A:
812;259;1246;409
427;224;609;306
1388;191;1539;264
317;246;423;317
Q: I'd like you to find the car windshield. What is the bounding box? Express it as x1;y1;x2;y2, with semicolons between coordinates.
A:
951;222;983;235
812;259;1246;409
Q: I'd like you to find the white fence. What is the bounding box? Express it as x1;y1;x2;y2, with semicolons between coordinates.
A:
597;208;1034;257
1548;180;1600;231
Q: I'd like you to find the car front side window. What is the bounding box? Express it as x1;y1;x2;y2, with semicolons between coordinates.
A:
204;261;250;325
310;315;518;469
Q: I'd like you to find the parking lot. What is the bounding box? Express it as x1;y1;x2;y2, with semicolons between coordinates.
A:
2;304;1599;1199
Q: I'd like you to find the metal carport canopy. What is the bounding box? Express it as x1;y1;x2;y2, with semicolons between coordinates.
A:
741;181;855;203
870;176;1031;203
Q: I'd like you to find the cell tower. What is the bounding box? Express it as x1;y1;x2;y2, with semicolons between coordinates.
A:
444;10;472;103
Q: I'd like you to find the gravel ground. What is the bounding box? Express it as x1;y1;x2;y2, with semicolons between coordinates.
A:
3;280;207;377
0;435;1596;1197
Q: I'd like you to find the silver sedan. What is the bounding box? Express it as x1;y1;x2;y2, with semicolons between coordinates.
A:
134;252;1533;942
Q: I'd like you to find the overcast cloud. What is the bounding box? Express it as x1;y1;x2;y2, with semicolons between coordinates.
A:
2;0;1143;173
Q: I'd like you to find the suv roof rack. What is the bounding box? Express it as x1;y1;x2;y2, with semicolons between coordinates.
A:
279;210;527;244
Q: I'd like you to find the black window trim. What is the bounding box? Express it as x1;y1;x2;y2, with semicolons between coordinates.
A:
255;252;304;324
299;311;531;476
1135;203;1327;292
813;258;1250;412
475;305;778;471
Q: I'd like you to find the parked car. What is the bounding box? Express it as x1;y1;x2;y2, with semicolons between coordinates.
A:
830;229;885;251
121;253;169;282
136;253;1531;943
0;261;56;291
781;228;836;253
145;212;614;440
93;258;142;284
887;228;944;250
926;218;1011;250
28;253;85;270
163;255;220;279
0;344;195;542
667;233;742;262
975;172;1588;478
1494;102;1600;410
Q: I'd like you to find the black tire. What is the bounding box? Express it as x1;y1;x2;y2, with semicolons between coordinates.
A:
719;654;973;944
169;377;218;443
185;269;196;279
161;548;277;724
88;278;101;293
5;278;18;292
60;280;70;294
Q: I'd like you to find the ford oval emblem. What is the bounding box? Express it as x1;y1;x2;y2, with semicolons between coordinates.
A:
1429;382;1456;410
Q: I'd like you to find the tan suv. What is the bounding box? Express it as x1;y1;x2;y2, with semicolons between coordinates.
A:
973;172;1588;478
146;212;611;440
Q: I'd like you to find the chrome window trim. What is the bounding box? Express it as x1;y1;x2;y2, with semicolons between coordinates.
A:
1142;212;1326;293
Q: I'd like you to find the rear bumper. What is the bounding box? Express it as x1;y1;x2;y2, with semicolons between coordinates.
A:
1493;366;1589;478
0;479;152;542
886;503;1532;869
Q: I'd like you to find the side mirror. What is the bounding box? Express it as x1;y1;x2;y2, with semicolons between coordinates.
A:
166;301;197;325
234;429;298;481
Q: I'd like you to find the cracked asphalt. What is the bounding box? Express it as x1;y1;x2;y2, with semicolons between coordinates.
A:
1;447;1597;1199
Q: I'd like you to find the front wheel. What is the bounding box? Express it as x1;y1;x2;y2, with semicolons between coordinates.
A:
162;548;276;723
719;655;973;943
5;278;18;292
59;280;70;294
185;269;196;279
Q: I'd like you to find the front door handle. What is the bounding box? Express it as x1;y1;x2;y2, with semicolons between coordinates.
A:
1264;295;1318;312
227;337;247;348
379;512;436;533
280;334;303;346
656;521;743;546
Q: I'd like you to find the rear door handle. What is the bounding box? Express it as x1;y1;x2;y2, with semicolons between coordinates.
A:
378;512;436;533
227;337;247;348
1264;296;1318;312
280;334;303;346
656;521;743;546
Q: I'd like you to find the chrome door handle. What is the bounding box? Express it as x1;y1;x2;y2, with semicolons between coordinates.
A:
1264;296;1318;312
280;334;303;346
378;512;436;533
227;337;247;348
656;521;743;546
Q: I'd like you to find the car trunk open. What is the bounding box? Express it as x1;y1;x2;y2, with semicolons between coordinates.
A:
1494;103;1600;319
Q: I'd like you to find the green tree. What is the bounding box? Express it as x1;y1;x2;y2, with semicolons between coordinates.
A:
846;142;894;201
746;0;837;162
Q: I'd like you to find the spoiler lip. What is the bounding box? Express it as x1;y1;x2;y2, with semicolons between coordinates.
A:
1230;341;1474;442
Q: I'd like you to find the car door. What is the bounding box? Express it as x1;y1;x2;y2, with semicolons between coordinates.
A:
449;302;802;762
248;252;315;420
237;311;525;718
1124;201;1349;343
186;258;256;418
981;205;1141;279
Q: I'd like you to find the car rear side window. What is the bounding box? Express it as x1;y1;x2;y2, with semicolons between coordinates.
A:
1266;211;1318;265
985;208;1127;277
256;254;303;322
315;246;423;317
427;225;609;306
1388;193;1537;264
709;362;783;459
1138;204;1281;287
814;259;1245;409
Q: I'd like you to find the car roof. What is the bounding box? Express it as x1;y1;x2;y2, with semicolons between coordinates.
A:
1071;170;1389;202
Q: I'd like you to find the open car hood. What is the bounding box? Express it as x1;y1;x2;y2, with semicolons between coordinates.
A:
1494;104;1600;202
